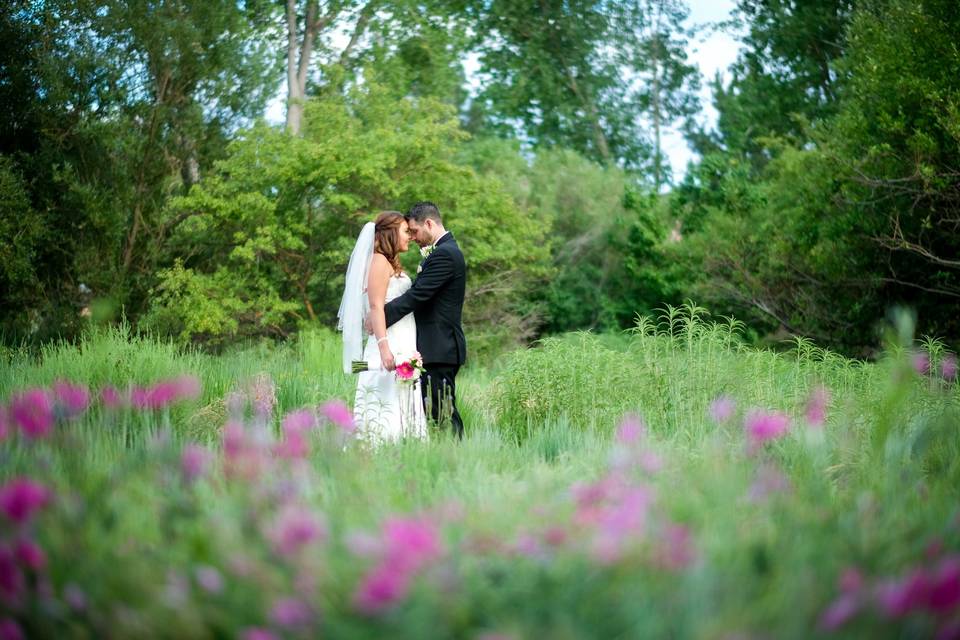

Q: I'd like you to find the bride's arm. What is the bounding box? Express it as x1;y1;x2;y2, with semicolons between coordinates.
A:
367;254;396;371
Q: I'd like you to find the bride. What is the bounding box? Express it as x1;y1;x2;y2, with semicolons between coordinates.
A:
337;212;427;443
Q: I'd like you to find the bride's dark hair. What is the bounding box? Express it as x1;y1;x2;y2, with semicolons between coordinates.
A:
374;211;405;274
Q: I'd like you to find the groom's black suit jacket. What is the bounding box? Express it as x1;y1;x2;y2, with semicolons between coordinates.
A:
384;232;467;366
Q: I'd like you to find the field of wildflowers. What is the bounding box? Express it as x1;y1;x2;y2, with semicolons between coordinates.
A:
0;309;958;639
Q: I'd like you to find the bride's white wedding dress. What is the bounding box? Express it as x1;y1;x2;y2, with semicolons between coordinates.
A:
353;273;427;443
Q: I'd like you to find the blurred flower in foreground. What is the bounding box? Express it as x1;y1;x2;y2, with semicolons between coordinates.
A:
181;444;212;484
268;504;327;557
708;395;736;423
9;389;54;439
744;410;791;452
320;400;354;434
353;516;443;614
804;385;831;428
240;628;278;640
911;350;931;376
941;354;958;383
99;385;123;409
0;479;51;525
52;381;90;418
131;375;201;410
615;414;645;444
0;618;24;640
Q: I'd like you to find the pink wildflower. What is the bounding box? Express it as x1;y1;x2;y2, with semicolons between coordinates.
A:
818;593;860;631
131;375;200;409
9;388;54;439
657;524;696;570
181;444;211;483
0;478;51;524
353;563;411;614
708;395;736;423
840;567;864;593
942;354;958;383
0;619;24;640
876;571;931;618
927;556;960;615
52;380;90;418
222;421;266;481
383;516;443;572
100;385;123;409
344;530;383;558
270;597;313;628
240;628;279;640
63;583;87;611
320;400;354;433
804;385;830;427
282;409;316;432
269;505;327;557
0;546;23;605
13;539;46;571
912;351;931;376
615;414;645;444
744;410;791;450
747;463;792;503
194;565;223;594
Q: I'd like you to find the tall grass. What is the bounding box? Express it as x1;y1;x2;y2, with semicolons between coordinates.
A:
0;311;957;638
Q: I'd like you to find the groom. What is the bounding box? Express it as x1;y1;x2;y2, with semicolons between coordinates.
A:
384;202;467;438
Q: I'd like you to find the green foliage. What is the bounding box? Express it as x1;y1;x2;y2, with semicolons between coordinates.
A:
2;314;959;637
145;81;550;355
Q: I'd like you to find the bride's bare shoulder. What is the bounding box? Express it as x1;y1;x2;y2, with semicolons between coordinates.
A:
368;253;393;280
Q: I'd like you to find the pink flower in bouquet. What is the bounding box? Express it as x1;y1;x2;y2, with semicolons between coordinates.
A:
395;361;415;380
942;354;958;382
708;395;737;423
9;388;54;439
0;618;24;640
52;380;90;418
320;400;354;434
0;478;51;524
744;409;791;450
100;385;123;409
181;444;211;483
13;539;46;572
804;385;830;428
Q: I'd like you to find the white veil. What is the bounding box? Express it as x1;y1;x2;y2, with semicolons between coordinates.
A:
337;222;376;374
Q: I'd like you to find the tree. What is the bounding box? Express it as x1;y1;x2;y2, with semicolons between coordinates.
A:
467;0;646;167
146;81;550;354
615;0;701;190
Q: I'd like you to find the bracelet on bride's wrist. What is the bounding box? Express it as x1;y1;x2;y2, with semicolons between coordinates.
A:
377;336;389;345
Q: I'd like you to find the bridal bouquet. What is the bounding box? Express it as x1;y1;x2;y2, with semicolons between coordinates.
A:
351;352;425;384
394;352;425;385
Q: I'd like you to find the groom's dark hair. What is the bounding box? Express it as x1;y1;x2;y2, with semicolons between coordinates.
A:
406;201;442;224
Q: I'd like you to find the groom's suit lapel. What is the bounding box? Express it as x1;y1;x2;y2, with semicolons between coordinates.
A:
417;233;456;275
